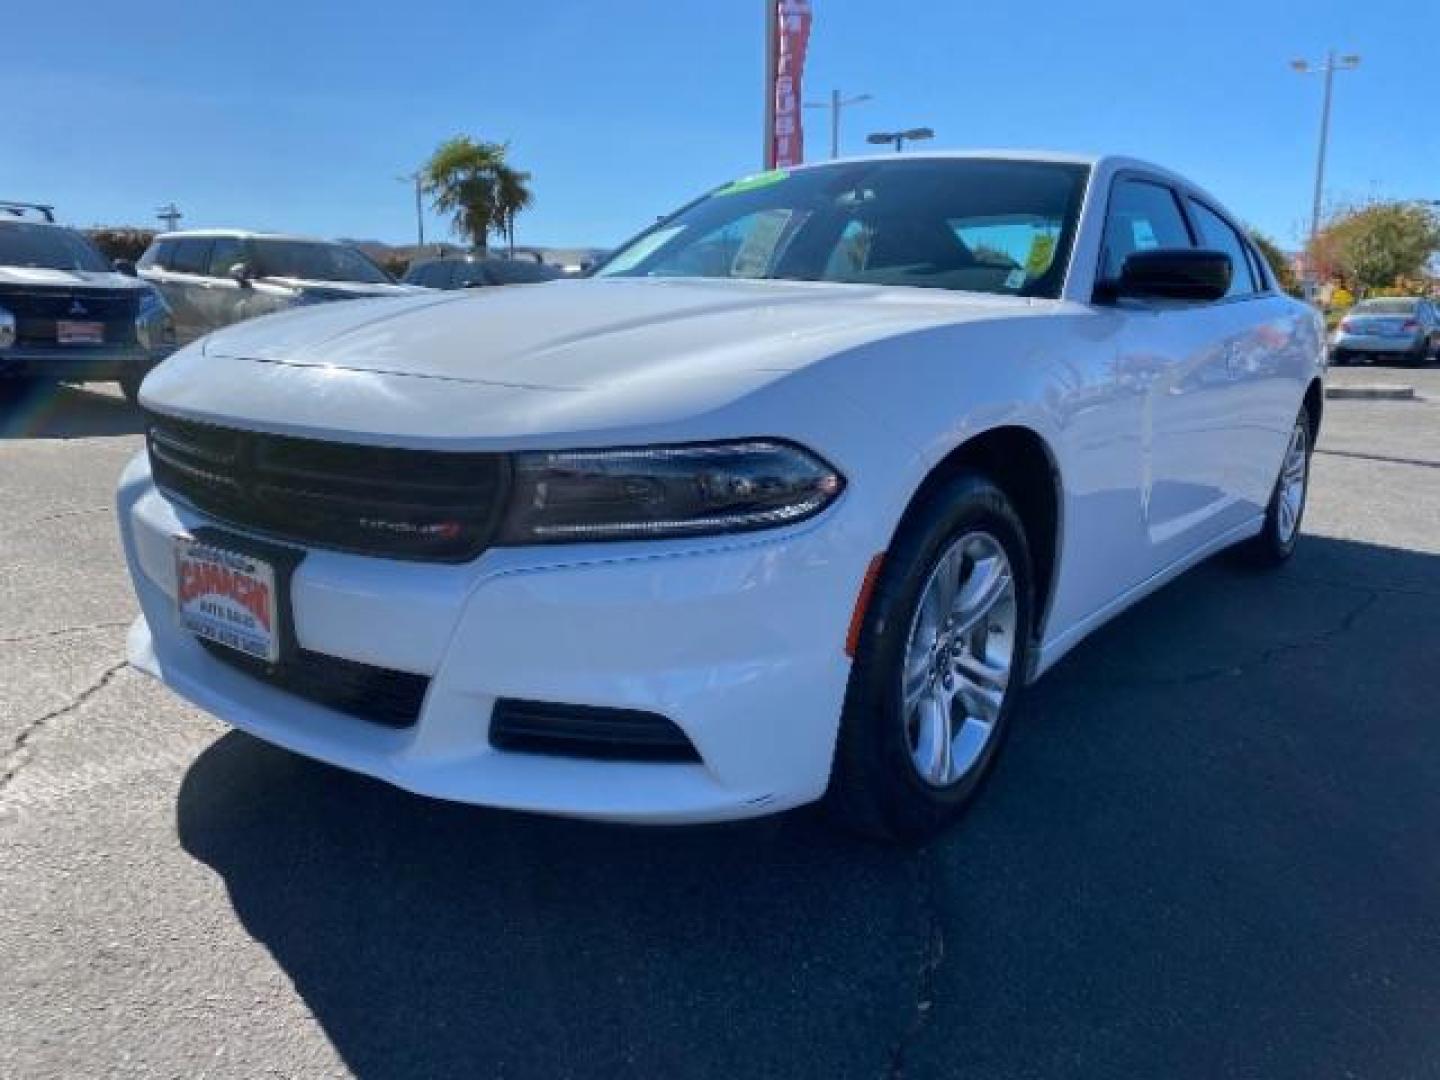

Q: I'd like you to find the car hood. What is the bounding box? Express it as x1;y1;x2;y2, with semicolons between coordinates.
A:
0;266;150;290
201;277;1035;386
145;278;1052;446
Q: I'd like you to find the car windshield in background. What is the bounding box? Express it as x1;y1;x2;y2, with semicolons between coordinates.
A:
250;240;392;284
1352;299;1418;315
596;158;1089;299
0;222;112;273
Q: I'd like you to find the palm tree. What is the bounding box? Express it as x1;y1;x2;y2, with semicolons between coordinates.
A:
421;136;533;254
494;163;533;255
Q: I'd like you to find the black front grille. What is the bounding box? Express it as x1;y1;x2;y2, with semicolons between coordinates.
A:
489;699;701;762
1;286;139;347
201;640;429;728
147;413;510;562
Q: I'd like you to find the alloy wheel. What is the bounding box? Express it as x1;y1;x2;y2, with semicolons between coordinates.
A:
900;531;1017;788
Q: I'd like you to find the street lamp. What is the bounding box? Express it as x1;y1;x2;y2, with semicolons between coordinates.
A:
397;172;424;249
867;127;934;153
1291;51;1360;294
804;90;873;159
156;203;182;233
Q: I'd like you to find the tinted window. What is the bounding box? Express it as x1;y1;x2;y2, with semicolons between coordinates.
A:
597;158;1089;299
171;238;212;275
250;240;391;284
0;222;111;272
1100;179;1192;281
1245;243;1270;291
487;259;559;285
1186;199;1256;298
207;237;245;278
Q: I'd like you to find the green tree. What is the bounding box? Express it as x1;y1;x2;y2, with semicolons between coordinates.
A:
422;136;533;253
1312;201;1440;295
1247;229;1298;294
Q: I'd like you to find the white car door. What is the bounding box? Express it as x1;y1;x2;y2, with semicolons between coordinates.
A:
1097;175;1242;576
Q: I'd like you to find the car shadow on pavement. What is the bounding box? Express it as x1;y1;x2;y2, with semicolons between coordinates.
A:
177;534;1440;1079
0;382;143;439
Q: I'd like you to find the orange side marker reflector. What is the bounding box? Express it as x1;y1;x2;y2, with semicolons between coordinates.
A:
845;554;886;658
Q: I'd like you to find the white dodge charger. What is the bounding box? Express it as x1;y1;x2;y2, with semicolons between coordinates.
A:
119;152;1324;840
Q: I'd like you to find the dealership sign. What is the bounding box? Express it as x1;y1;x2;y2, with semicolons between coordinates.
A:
768;0;812;168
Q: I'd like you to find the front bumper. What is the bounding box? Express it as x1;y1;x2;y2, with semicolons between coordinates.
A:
0;343;170;382
117;451;863;823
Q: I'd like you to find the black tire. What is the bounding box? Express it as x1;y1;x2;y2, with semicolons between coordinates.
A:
1239;407;1312;567
119;372;144;406
829;471;1034;843
1330;349;1347;367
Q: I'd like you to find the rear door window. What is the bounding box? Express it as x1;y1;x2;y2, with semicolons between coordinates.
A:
170;238;212;276
206;237;245;278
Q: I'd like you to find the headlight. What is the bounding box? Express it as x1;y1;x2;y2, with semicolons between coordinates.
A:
498;440;845;544
0;306;14;349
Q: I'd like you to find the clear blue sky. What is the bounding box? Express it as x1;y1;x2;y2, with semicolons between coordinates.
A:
5;0;1436;251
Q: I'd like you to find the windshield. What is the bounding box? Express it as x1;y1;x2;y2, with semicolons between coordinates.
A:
0;222;112;273
1353;299;1418;315
595;158;1089;298
250;240;392;284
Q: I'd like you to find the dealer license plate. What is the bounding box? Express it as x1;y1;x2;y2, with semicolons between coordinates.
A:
56;320;105;345
174;538;280;663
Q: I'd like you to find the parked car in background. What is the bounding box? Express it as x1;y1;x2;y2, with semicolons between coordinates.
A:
0;200;174;403
120;152;1324;841
402;254;563;290
1330;297;1439;366
137;231;426;343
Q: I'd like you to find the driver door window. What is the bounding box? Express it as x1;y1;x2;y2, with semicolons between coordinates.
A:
1100;178;1192;283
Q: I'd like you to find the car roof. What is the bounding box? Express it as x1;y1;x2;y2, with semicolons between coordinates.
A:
154;229;333;243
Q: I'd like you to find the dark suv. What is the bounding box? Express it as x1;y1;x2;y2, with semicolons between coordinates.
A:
0;202;175;403
402;254;562;289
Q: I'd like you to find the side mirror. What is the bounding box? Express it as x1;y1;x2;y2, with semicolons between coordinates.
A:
1102;249;1231;303
228;262;253;286
113;258;137;277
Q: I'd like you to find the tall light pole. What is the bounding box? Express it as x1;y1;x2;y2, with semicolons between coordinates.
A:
397;173;424;248
804;90;872;158
156;203;182;232
867;127;934;154
1291;51;1360;293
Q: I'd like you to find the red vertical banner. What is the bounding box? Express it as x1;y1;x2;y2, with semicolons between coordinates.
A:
769;0;812;168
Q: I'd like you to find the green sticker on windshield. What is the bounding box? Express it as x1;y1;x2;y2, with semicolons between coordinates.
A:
714;169;790;197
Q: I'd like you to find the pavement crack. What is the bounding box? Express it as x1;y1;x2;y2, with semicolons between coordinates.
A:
1075;589;1381;690
15;506;113;529
1316;448;1440;470
885;861;946;1079
0;660;127;795
0;620;131;646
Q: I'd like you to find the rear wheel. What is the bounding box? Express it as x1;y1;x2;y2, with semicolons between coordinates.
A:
830;472;1033;842
1240;409;1311;567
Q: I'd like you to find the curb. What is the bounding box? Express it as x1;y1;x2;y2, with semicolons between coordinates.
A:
1325;385;1416;401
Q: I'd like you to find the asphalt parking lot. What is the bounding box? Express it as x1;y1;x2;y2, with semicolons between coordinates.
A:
2;367;1439;1079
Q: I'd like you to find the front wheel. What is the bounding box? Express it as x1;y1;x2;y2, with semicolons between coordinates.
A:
1240;409;1312;567
829;472;1033;842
